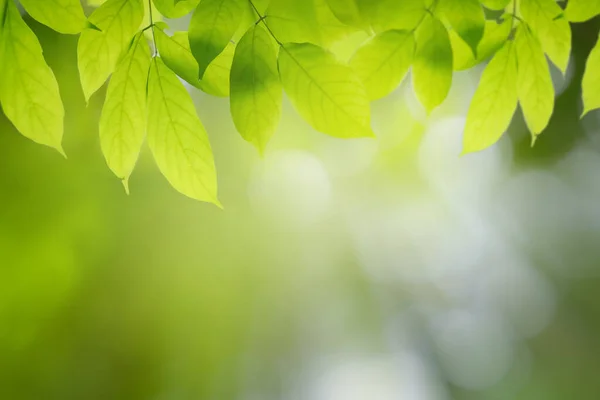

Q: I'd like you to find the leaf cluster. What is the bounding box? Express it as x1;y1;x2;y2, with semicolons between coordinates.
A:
0;0;599;205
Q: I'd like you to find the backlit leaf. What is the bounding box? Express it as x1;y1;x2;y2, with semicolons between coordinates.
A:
463;40;518;153
0;0;64;153
582;35;600;116
515;24;554;139
155;29;234;97
365;0;427;33
479;0;510;10
451;18;512;70
99;32;151;189
324;0;365;28
412;15;453;113
152;0;200;18
266;0;321;44
520;0;571;73
564;0;600;22
439;0;485;56
349;30;415;100
189;0;244;79
78;0;144;102
147;57;220;205
20;0;87;34
230;25;282;153
278;42;374;138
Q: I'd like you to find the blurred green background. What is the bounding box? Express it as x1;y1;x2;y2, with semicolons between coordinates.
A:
2;5;600;400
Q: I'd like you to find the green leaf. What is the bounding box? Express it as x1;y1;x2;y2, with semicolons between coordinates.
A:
147;57;220;205
364;0;427;33
0;0;64;154
155;29;234;97
324;0;365;28
462;40;518;153
564;0;600;22
99;32;151;189
582;35;600;116
266;0;321;44
520;0;571;73
78;0;144;102
439;0;485;56
515;24;554;140
349;30;415;100
152;0;200;18
451;18;512;70
189;0;244;79
19;0;87;34
479;0;510;10
230;25;282;153
278;42;374;138
412;15;453;113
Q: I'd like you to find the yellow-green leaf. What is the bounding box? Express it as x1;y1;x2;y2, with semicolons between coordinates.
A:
479;0;510;10
152;0;200;18
0;0;64;153
78;0;144;102
155;29;234;97
565;0;600;22
324;0;365;28
189;0;244;79
266;0;321;44
230;25;282;153
20;0;87;34
365;0;427;33
349;30;415;100
451;18;512;70
582;35;600;116
463;40;518;153
412;15;453;113
520;0;571;73
99;32;151;188
147;57;220;205
278;42;374;138
515;24;554;139
439;0;485;56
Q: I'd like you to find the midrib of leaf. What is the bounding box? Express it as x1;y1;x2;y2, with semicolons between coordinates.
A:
281;45;367;130
476;41;515;127
151;58;212;196
95;0;129;31
108;35;144;169
5;27;62;152
364;33;413;83
201;0;227;55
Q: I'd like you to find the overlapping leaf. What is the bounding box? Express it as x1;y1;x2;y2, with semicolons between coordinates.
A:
350;30;415;100
365;0;427;33
278;42;373;138
155;29;235;97
0;0;64;153
78;0;144;102
439;0;485;56
515;24;554;139
189;0;244;79
147;57;219;205
450;18;512;70
230;25;282;153
520;0;571;73
412;15;453;113
99;32;151;188
20;0;87;34
152;0;201;18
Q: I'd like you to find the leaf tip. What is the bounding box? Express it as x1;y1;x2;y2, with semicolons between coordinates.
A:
531;134;538;147
57;145;67;159
121;179;130;195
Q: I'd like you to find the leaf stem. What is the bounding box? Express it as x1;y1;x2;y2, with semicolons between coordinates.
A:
248;0;282;46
